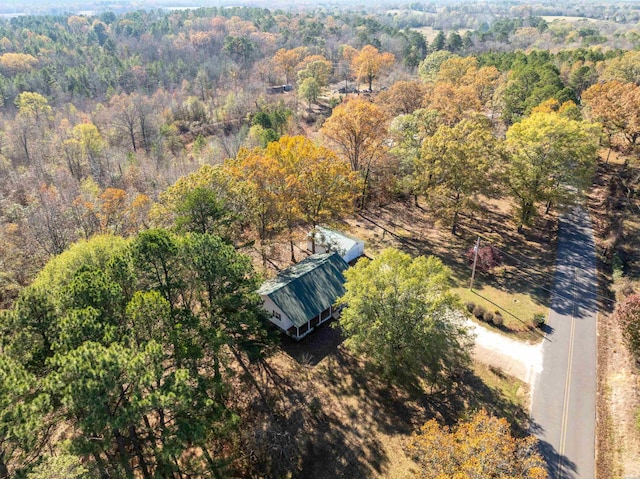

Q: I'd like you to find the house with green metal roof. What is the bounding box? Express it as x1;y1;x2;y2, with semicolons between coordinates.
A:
257;252;348;340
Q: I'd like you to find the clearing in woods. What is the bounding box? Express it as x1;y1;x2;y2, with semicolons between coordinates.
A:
252;190;557;477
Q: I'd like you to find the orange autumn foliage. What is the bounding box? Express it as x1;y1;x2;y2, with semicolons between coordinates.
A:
407;409;548;479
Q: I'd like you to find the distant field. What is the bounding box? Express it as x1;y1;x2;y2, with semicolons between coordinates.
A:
386;9;431;15
411;25;471;42
541;15;600;23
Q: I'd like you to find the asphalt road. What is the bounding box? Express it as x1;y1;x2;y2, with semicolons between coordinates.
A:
531;206;598;479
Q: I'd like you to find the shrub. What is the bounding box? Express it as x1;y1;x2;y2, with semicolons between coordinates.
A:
466;302;476;313
466;244;504;272
613;276;635;302
533;313;545;328
329;96;342;109
473;305;486;319
309;397;323;416
483;311;495;323
493;312;504;327
615;293;640;360
612;252;624;281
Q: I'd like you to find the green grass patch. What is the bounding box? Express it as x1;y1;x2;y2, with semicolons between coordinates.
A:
453;282;547;343
472;362;529;411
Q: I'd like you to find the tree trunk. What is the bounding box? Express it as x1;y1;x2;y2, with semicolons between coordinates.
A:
519;201;533;233
451;210;459;236
231;348;270;410
129;426;152;479
139;115;150;153
289;225;295;263
311;224;317;254
261;242;267;268
0;449;9;479
201;447;225;479
142;413;167;475
92;452;108;479
451;192;461;235
21;132;31;165
359;168;371;210
113;428;135;479
129;126;137;152
172;457;184;479
212;355;223;402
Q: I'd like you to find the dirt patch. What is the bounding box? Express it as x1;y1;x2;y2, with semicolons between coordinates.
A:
468;319;543;389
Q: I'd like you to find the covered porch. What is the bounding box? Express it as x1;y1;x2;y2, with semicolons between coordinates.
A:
287;304;337;340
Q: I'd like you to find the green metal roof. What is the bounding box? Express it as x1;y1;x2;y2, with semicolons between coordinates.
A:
257;252;348;327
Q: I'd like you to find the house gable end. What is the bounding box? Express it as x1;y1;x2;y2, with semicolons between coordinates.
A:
258;253;348;328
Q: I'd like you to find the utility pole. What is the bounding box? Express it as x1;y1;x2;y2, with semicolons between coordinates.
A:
469;236;480;290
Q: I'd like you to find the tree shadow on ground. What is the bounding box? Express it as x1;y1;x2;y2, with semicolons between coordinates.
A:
445;368;531;436
530;421;578;479
586;160;639;316
356;200;557;311
312;338;532;434
278;320;344;366
257;327;541;478
254;346;388;479
469;290;548;341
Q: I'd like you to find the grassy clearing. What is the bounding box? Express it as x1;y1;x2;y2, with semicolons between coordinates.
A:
410;25;472;42
453;282;547;343
541;15;600;23
472;362;529;411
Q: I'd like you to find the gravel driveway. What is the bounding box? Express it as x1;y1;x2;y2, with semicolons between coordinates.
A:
467;319;544;394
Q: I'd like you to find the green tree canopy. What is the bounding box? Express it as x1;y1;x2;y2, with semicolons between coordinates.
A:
416;116;502;234
298;77;321;110
1;230;272;478
337;248;472;387
26;454;90;479
502;63;576;124
505;111;600;230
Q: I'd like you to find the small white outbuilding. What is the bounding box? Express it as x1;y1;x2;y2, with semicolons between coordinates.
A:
308;226;365;264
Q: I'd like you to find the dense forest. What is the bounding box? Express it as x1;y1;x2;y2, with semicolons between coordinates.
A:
0;2;639;477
